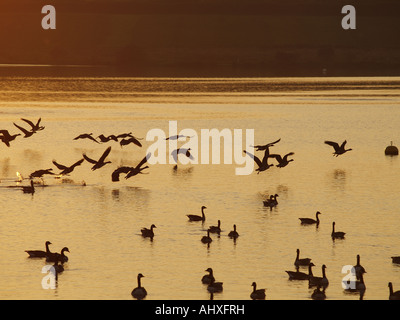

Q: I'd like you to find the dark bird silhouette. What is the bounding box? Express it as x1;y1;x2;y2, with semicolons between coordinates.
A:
20;118;44;132
29;168;55;179
263;194;279;208
309;264;329;288
207;278;223;293
244;149;274;174
165;135;193;140
131;273;147;300
13;122;36;138
46;247;69;263
250;282;266;300
73;133;100;144
299;211;321;226
0;130;20;147
25;241;52;258
391;256;400;264
53;158;84;175
209;220;221;234
269;152;295;168
251;138;281;151
171;148;194;163
354;255;366;280
52;257;64;274
120;136;142;147
21;180;35;194
201;229;212;244
294;249;312;267
325;140;353;157
201;268;215;284
83;146;112;171
331;222;346;239
141;224;156;238
311;285;326;300
228;224;239;239
117;132;143;140
111;153;151;182
187;206;207;222
286;263;314;281
97;134;118;143
389;282;400;300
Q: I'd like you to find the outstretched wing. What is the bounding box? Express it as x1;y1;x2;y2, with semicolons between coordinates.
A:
98;146;112;163
244;150;262;167
13;123;30;135
20;118;35;130
70;158;85;169
136;153;151;169
52;160;68;170
324;141;340;151
340;140;347;149
82;153;98;164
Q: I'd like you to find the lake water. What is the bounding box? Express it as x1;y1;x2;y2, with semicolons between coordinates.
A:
0;76;399;300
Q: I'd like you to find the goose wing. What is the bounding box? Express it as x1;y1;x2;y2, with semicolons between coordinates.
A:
324;141;340;151
20;118;35;130
13;123;30;135
82;153;98;164
70;158;85;169
52;160;68;170
135;153;151;169
269;153;283;163
98;146;112;163
244;150;262;167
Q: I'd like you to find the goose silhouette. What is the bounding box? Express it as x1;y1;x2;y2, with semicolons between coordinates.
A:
325;140;352;157
83;146;112;171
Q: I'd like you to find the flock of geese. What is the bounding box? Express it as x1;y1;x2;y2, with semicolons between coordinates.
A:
2;117;399;300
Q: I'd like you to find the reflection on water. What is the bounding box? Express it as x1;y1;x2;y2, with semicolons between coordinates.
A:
0;77;399;300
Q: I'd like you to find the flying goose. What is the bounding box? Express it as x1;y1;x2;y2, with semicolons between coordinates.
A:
325;140;353;157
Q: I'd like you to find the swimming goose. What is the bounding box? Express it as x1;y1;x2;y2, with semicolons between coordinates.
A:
0;129;20;147
269;152;295;168
83;146;112;171
294;249;312;267
354;255;366;280
299;211;321;226
25;241;52;258
309;264;329;288
228;224;239;239
141;224;156;238
21;118;44;132
391;256;400;264
207;278;223;293
345;272;366;292
325;140;353;157
388;282;400;300
286;264;313;281
111;153;150;181
187;206;207;222
46;247;69;263
251;138;281;151
120;136;142;148
209;220;221;234
21;180;35;194
250;282;266;300
131;273;147;300
243;149;274;173
13;122;36;138
201;230;212;244
53;158;84;175
331;222;346;239
263;194;279;208
73;133;100;144
201;268;215;284
311;285;326;300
